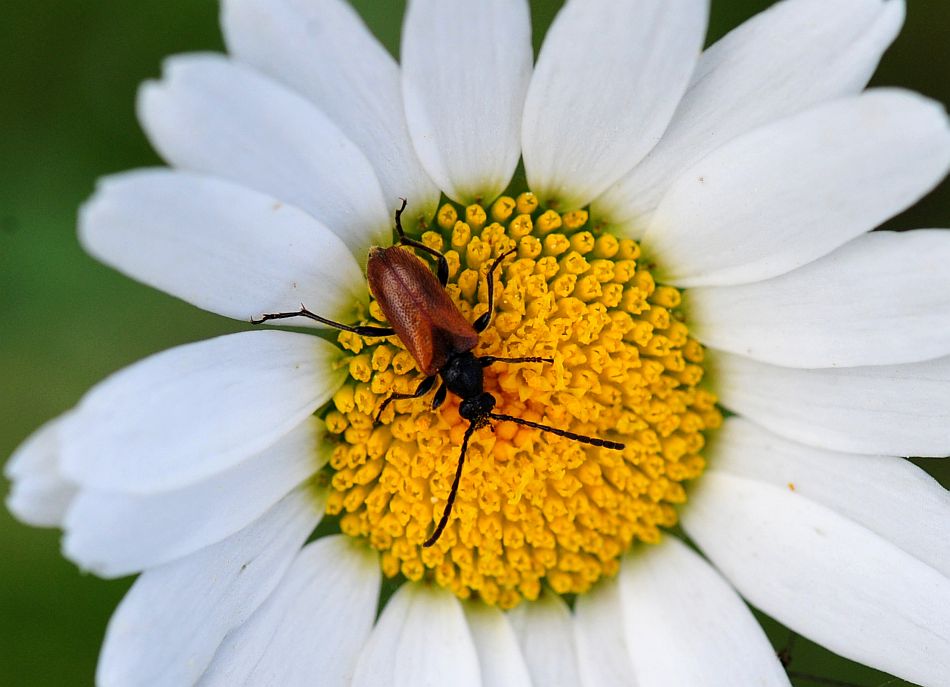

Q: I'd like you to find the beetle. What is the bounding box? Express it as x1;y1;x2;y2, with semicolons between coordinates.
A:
253;200;625;546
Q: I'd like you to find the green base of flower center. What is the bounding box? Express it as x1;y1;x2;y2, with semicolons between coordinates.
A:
323;192;720;608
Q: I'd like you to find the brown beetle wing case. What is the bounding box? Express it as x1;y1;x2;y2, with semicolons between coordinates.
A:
367;246;479;376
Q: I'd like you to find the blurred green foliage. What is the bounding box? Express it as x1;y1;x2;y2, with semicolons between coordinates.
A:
1;1;947;685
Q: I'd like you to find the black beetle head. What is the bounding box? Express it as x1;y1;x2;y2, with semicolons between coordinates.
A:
458;392;496;422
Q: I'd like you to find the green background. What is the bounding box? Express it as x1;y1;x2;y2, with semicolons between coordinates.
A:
1;1;948;685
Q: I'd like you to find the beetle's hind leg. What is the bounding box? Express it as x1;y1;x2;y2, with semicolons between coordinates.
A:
374;374;438;422
394;198;449;287
251;305;394;337
431;381;448;410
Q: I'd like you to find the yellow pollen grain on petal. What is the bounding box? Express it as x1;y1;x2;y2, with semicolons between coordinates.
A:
542;234;570;258
368;300;387;323
651;286;682;309
437;203;458;230
618;239;641;261
490;196;516;223
508;214;534;240
451;221;472;249
563;210;589;230
324;193;720;609
593;233;620;259
536;209;563;234
569;231;595;254
515;191;539;215
465;204;487;231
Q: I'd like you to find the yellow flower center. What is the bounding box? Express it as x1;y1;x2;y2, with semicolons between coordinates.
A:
323;192;720;609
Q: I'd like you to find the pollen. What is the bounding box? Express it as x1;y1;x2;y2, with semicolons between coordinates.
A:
323;196;720;608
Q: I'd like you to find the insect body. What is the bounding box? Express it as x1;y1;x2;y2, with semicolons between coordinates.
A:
367;242;477;377
253;200;625;546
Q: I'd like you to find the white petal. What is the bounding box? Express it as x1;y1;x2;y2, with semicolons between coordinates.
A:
96;487;320;687
595;0;906;233
689;230;950;367
712;350;950;456
573;576;635;687
522;0;708;209
508;593;582;687
4;414;77;528
709;417;950;579
138;53;390;257
619;537;789;687
643;89;950;287
221;0;440;223
59;330;345;492
463;604;532;687
683;471;950;687
401;0;531;204
199;536;380;687
352;584;481;687
80;169;365;326
63;417;327;578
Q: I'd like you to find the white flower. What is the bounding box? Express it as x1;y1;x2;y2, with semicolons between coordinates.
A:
6;0;950;686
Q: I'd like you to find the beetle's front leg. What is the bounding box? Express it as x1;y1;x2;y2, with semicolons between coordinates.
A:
374;374;438;422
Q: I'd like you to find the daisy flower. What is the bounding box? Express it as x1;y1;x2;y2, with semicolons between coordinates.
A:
7;0;950;685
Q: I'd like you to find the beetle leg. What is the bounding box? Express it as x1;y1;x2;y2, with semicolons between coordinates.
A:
250;306;395;337
374;374;437;422
431;381;448;410
473;247;518;332
394;198;449;286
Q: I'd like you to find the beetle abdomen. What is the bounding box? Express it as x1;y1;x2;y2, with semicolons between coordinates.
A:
367;246;478;375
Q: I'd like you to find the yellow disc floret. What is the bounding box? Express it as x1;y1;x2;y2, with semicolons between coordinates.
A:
323;194;721;609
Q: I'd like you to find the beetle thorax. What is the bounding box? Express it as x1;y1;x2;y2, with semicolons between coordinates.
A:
441;351;484;400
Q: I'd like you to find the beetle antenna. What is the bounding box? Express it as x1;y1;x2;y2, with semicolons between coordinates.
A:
489;413;625;450
394;197;409;238
392;198;450;286
480;355;554;366
423;422;478;547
